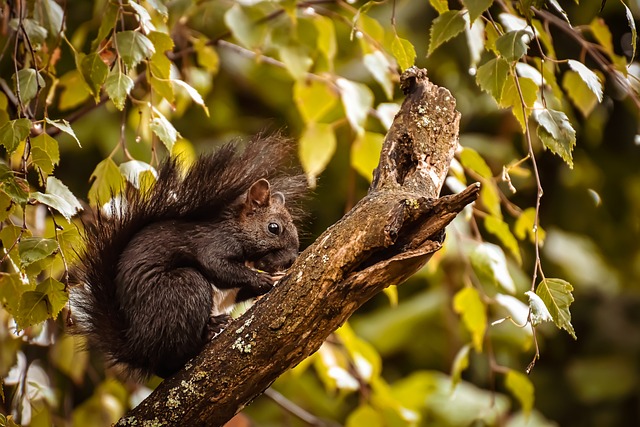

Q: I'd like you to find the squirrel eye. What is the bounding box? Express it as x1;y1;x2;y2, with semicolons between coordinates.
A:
267;222;281;235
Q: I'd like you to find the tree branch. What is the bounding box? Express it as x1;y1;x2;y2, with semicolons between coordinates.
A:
115;67;480;426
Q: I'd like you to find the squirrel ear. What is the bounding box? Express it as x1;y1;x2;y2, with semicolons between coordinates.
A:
272;192;285;205
246;179;271;209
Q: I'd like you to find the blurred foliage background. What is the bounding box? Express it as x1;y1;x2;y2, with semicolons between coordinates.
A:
0;0;639;426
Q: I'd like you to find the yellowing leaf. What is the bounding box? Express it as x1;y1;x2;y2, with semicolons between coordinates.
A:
173;79;209;116
484;215;522;265
567;60;603;102
346;405;384;427
18;237;57;267
563;71;599;117
525;291;553;326
536;278;576;339
88;158;125;207
314;15;337;65
505;370;535;416
459;147;492;178
451;344;471;391
428;10;467;56
352;131;383;182
453;287;486;352
16;290;50;329
299;123;336;187
45;118;81;146
150;107;180;152
429;0;449;13
224;4;268;49
293;79;338;123
514;207;546;244
195;39;219;73
533;108;576;168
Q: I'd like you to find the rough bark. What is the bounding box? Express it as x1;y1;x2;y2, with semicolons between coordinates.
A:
115;67;480;426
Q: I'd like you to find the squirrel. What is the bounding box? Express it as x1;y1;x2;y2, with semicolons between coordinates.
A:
70;134;307;379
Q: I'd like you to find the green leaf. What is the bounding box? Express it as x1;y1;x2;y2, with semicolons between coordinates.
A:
499;76;537;132
0;273;25;314
150;108;180;152
35;277;68;320
352;132;384;182
88;158;125;207
293;80;337;123
470;242;515;294
224;4;268;49
346;405;384;427
91;1;118;50
336;78;374;135
0;162;29;206
428;11;467;56
622;0;636;63
484;215;522;264
525;290;553;326
31;176;82;222
194;39;219;73
279;44;313;80
463;0;493;23
495;30;533;61
148;31;175;102
562;70;599;118
80;53;109;101
45;118;81;147
314;15;337;65
479;179;501;218
0;225;25;267
453;287;487;352
514;207;546;244
567;60;603;102
129;0;155;32
0;118;31;153
114;31;155;69
429;0;449;13
13;69;45;104
391;36;416;72
505;370;535;416
533;108;576;168
459;147;492;178
364;50;394;99
173;79;209;116
476;57;510;102
58;70;91;111
18;237;57;267
299;123;336;187
34;0;64;41
536;278;576;339
30;133;60;177
16;290;51;329
105;70;134;111
451;344;471;391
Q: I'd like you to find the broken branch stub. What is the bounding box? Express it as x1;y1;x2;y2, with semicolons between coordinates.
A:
116;67;479;427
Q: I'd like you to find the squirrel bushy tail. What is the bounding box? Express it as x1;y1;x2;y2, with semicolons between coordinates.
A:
71;134;306;378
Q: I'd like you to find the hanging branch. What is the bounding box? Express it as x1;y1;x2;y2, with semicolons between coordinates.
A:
115;67;480;426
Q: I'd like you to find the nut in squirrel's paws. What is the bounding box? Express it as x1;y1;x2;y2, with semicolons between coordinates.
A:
245;260;286;286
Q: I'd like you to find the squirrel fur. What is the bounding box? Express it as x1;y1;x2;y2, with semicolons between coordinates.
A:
71;134;307;379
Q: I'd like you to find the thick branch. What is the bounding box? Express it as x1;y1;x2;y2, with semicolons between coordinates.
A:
116;67;479;426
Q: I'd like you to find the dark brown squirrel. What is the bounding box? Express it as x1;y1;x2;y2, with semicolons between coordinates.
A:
71;135;307;379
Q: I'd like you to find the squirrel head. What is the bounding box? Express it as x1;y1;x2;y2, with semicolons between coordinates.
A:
236;178;299;273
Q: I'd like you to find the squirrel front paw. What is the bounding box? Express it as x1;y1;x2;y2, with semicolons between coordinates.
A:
206;314;232;340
